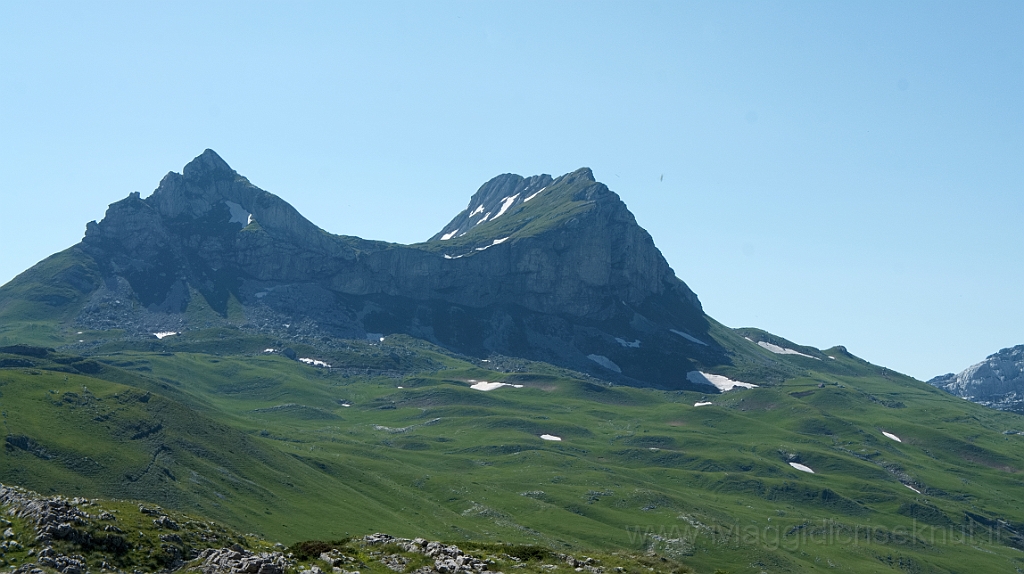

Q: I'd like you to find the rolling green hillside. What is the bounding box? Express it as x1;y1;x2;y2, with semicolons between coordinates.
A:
5;329;1024;573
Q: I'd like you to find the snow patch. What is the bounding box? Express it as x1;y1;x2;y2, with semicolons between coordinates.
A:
440;230;458;241
694;402;713;407
789;462;815;474
686;371;758;392
224;201;250;226
670;329;708;346
540;434;562;441
757;341;820;360
904;484;921;494
524;186;547;202
153;332;178;339
475;237;510;251
587;354;622;373
469;381;524;391
615;338;641;348
490;194;520;221
470;205;485;217
263;348;276;353
828;356;836;360
882;431;902;443
299;358;332;368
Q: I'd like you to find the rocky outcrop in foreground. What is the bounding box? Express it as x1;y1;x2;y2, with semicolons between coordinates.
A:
1;483;688;574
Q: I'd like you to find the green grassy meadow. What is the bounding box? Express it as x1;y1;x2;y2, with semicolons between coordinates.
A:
5;327;1024;573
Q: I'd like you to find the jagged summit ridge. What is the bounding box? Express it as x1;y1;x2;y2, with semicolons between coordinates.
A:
430;167;598;242
7;150;715;388
182;148;235;181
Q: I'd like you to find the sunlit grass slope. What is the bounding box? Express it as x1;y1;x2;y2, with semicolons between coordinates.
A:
5;329;1024;572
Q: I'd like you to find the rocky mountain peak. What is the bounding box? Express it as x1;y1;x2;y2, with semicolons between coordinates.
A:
429;167;613;243
182;149;235;182
28;151;712;388
928;345;1024;413
430;172;555;241
557;166;595;186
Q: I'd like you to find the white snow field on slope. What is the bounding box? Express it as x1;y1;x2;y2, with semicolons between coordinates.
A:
789;462;815;473
588;354;622;373
882;431;902;442
475;237;510;251
686;371;758;391
755;340;819;360
670;329;708;346
490;194;520;221
469;381;524;391
524;186;547;202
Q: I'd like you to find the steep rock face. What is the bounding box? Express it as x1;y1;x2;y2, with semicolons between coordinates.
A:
423;167;700;317
929;345;1024;413
52;150;718;388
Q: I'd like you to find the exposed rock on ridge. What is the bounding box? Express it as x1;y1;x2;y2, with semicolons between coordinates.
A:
928;345;1024;413
36;150;717;388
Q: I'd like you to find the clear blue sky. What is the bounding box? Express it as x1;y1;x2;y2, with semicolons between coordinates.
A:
1;1;1021;381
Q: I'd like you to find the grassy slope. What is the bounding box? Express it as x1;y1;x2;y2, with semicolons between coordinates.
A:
0;247;102;346
0;483;696;574
5;327;1024;573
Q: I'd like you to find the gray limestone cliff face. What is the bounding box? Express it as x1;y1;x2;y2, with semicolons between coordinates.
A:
72;149;714;388
82;150;699;321
928;345;1024;413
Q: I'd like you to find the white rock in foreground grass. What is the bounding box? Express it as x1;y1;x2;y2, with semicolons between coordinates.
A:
789;462;815;473
153;332;178;339
588;354;622;373
882;431;902;442
540;434;562;441
686;371;758;392
757;341;820;360
694;402;713;407
469;381;524;391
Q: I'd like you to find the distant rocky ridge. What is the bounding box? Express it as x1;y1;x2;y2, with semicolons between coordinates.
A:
928;345;1024;413
5;150;721;389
